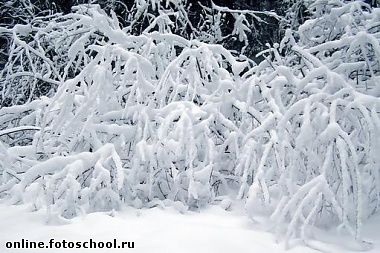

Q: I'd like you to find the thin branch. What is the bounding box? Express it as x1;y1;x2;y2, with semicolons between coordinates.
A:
0;126;40;137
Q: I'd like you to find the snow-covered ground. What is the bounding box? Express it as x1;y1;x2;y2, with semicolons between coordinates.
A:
0;203;379;253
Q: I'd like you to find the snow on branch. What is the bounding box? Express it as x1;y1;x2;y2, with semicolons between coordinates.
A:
0;126;40;137
0;1;379;250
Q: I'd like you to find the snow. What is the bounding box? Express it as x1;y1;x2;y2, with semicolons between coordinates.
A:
0;126;41;137
1;1;380;252
0;203;379;253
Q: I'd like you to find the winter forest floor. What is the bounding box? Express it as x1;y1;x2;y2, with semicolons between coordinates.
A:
0;202;379;253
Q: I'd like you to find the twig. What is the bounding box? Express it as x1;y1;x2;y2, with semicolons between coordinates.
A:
0;126;40;137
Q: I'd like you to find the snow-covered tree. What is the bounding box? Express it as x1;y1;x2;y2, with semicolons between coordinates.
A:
242;0;380;250
0;0;379;251
0;3;248;217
